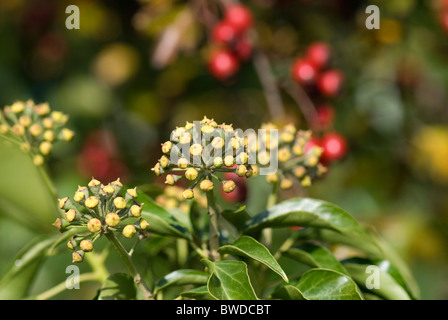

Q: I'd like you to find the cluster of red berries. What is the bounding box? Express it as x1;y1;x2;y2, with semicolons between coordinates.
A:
291;42;347;164
208;4;253;80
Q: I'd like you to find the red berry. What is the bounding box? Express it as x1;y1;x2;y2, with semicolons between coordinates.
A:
306;42;331;70
208;50;239;80
314;104;335;128
291;58;317;85
321;132;347;162
234;36;252;61
317;70;344;97
441;10;448;33
212;21;237;45
224;4;253;34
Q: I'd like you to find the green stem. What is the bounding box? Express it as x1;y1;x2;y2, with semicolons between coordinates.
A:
206;189;220;261
35;163;62;218
34;272;100;300
104;232;154;300
262;181;279;248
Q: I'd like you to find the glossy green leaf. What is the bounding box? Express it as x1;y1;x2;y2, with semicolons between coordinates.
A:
221;206;251;230
181;285;216;300
154;269;209;295
138;192;192;240
342;259;412;300
284;244;349;276
0;235;55;299
202;259;257;300
243;198;381;256
295;268;364;300
271;283;305;300
97;273;137;300
218;236;288;282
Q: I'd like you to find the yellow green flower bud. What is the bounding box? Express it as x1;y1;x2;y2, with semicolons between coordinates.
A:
213;157;223;168
182;189;194;200
51;111;67;123
61;128;75;141
113;197;127;210
20;142;30;152
102;184;115;195
212;137;225;149
177;158;189;169
281;131;295;143
185;121;194;130
85;196;99;209
18;115;31;127
201;125;214;134
34;102;50;116
152;162;162;176
266;173;279;183
72;251;84;263
200;179;214;192
39;141;52;155
80;240;93;252
43;130;55;142
223;180;236;193
88;178;101;188
161;141;172;154
139;219;150;230
0;124;8;134
293;166;306;178
165;174;175;185
122;225;137;238
105;212;120;227
67;239;76;250
280;178;293;190
42;117;53;129
74;191;85;203
238;152;249;164
111;178;123;188
126;187;137;199
190;144;203;156
59;197;69;209
278;148;291;163
11;101;25;114
305;155;319;167
159;155;169;168
292;144;304;156
224;155;235;167
185;168;199;181
87;218;102;233
301;176;312;187
236;165;247;177
130;204;142;217
65;209;77;222
52;218;68;232
179;132;192;144
12;124;25;136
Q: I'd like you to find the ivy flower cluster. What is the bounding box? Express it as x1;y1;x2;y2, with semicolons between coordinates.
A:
257;123;327;189
0;100;74;166
54;178;149;263
152;116;256;199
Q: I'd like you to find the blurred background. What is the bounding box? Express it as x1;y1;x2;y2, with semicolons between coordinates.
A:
1;0;448;299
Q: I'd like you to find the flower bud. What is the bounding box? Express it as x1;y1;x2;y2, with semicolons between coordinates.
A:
33;155;44;166
67;239;77;250
85;196;99;209
29;124;43;137
11;101;25;114
52;218;68;232
161;141;172;154
305;155;319;167
179;132;192;144
185;121;194;130
213;157;223;168
224;155;235;167
80;240;93;252
266;173;279;183
190;144;203;156
159;155;169;168
185;168;199;181
58;197;70;209
236;165;247;177
12;124;25;136
278;148;291;163
122;225;137;238
39;141;52;155
200;179;214;192
74;191;85;203
88;178;101;188
111;178;123;188
102;184;115;195
212;137;225;149
130;204;142;218
292;144;304;156
87;218;102;233
152;162;162;176
182;189;194;200
177;158;189;169
113;197;127;210
61;128;75;141
0;124;8;134
19;115;31;127
43;130;55;142
42;117;53;129
105;212;120;227
34;103;50;116
65;209;77;222
223;180;236;193
20;142;30;152
301;176;312;187
139;219;150;230
280;178;293;190
126;187;137;200
293;166;306;178
165;174;175;185
72;250;84;263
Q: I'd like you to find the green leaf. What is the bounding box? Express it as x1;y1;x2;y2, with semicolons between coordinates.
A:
283;244;349;276
221;206;251;230
138;192;192;240
218;236;288;282
294;268;364;300
154;269;209;295
0;235;55;299
97;273;137;300
181;286;216;300
271;283;305;300
243;198;381;256
202;259;258;300
342;259;412;300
